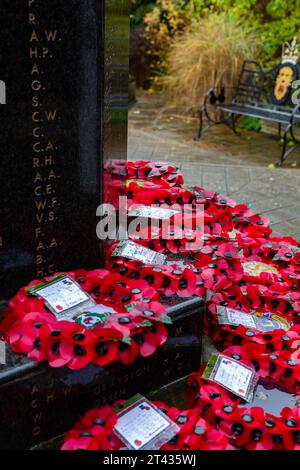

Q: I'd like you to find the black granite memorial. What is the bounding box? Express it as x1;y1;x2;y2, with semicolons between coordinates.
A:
0;0;130;299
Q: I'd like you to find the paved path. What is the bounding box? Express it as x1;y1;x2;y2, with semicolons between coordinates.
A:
128;93;300;240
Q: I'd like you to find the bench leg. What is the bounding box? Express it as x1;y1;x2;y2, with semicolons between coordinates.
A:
276;124;300;166
277;142;300;166
224;114;240;137
194;122;217;140
194;107;217;140
276;130;288;166
231;114;241;136
195;109;241;141
195;107;204;140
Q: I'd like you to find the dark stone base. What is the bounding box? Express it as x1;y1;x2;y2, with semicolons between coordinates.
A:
33;376;192;450
33;375;297;450
0;297;204;449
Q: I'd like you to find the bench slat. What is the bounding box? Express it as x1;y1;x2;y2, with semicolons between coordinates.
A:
215;104;300;124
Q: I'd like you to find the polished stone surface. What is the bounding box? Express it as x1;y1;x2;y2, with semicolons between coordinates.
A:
243;380;298;416
0;0;129;299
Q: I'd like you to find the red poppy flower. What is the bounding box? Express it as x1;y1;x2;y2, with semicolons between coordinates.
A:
214;242;240;260
140;266;164;289
128;301;168;322
209;286;250;311
274;354;300;389
201;268;232;291
159;272;179;296
99;278;134;304
283;428;300;450
223;345;259;369
214;195;236;209
176;269;197;298
135;322;168;357
160;171;185;188
61;436;100;450
192;186;216;204
90;330;122;367
277;248;297;262
116;337;139;364
202;428;232;450
245;425;274;450
183;416;211;449
45;334;74;368
80;406;117;435
167;407;198;438
8;311;55;355
278;406;300;449
220;406;266;448
59;339;94;370
195;383;235;422
215;399;240;421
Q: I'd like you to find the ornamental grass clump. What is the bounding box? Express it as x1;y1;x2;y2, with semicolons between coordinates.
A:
163;14;259;113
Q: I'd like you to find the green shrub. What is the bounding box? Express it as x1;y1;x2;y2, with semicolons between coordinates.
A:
206;0;300;68
239;116;262;132
133;0;300;74
142;0;194;79
130;0;157;26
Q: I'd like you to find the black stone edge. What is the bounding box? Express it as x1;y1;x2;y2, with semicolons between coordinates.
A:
32;375;192;450
167;296;204;318
0;297;205;386
0;360;41;386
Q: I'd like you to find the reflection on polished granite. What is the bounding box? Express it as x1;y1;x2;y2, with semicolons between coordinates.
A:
0;295;204;449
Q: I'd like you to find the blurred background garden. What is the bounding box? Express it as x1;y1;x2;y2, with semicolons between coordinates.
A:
128;0;300;239
130;0;300;108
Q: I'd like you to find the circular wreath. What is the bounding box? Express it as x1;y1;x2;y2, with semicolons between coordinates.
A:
0;269;170;370
107;254;205;299
61;372;300;451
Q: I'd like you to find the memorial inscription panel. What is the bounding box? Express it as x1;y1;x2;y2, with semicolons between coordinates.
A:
0;298;204;449
0;0;129;299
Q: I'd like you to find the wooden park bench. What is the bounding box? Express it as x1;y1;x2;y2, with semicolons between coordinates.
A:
196;39;300;166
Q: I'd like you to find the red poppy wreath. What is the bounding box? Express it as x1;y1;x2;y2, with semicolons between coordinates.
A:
60;399;232;451
60;372;300;451
0;269;171;370
2;157;300;422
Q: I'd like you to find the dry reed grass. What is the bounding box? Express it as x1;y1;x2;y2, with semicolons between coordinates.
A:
162;14;259;114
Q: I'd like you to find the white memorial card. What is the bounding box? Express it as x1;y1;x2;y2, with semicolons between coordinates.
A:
27;274;94;316
114;395;179;450
202;353;258;402
112;240;166;265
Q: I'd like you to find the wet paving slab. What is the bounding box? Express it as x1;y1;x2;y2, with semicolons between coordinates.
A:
128;91;300;240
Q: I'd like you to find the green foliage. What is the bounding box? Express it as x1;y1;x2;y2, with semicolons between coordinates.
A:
131;0;300;67
208;0;300;67
239;116;262;132
130;0;157;25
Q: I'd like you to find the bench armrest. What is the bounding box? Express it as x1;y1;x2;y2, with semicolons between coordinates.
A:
203;86;238;107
